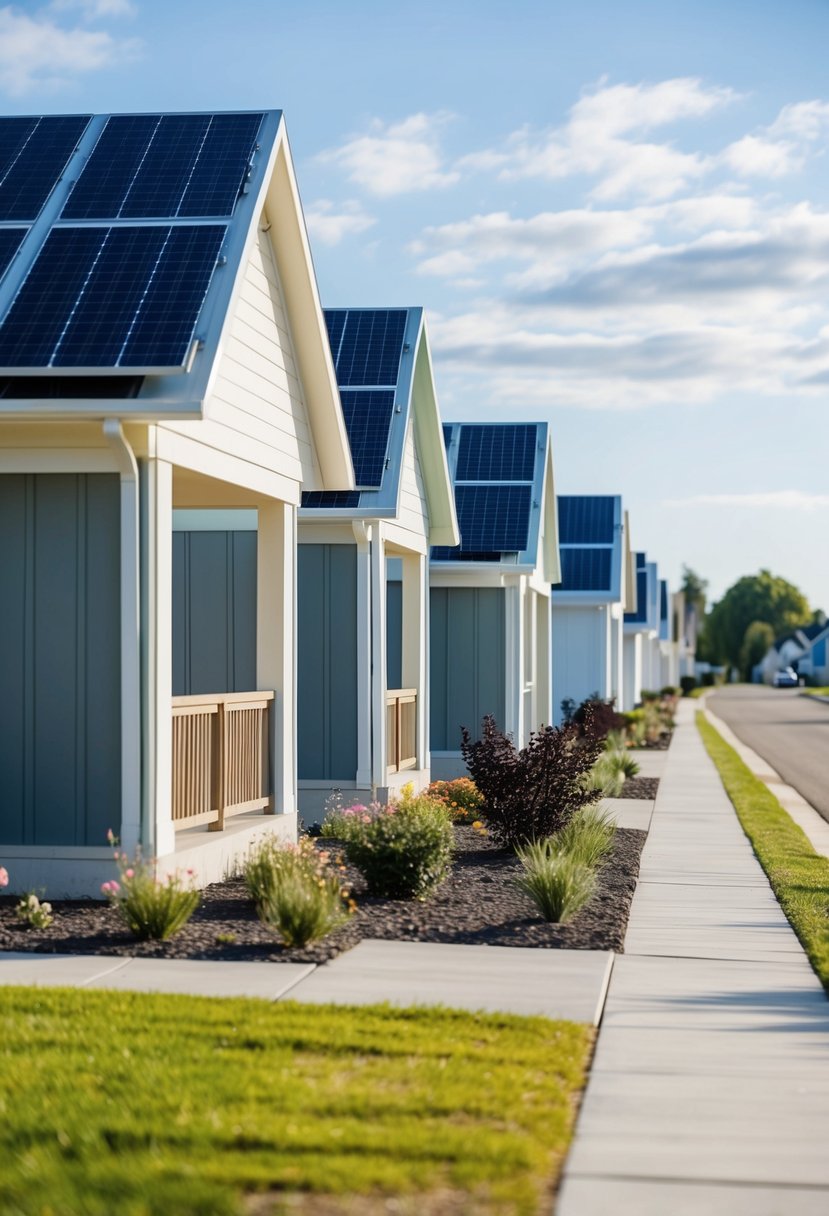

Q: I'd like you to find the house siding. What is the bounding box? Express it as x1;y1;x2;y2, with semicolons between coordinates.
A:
395;419;430;544
187;223;323;490
0;473;120;847
551;605;611;724
172;531;257;696
430;586;505;751
297;544;359;781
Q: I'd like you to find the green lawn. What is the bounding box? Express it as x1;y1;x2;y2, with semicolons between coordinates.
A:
697;711;829;989
0;988;592;1216
802;687;829;698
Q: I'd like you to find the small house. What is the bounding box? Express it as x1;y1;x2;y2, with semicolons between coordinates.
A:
622;551;659;707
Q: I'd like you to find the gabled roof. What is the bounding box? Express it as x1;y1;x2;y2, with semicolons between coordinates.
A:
432;421;558;577
0;109;353;488
624;551;659;633
773;620;827;651
300;307;458;545
553;494;623;604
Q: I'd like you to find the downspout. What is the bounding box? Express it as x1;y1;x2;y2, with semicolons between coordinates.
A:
103;420;142;852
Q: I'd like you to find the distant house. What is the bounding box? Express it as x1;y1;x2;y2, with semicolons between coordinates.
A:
796;622;829;685
623;552;659;707
759;621;828;683
429;423;560;778
657;579;681;688
551;495;630;723
0;110;354;895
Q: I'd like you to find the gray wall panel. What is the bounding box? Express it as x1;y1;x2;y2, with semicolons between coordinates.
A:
429;586;505;751
297;544;358;781
172;531;257;696
0;473;120;848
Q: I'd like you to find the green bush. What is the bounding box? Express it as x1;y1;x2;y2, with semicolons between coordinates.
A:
640;689;660;703
339;796;454;900
101;847;200;942
555;805;617;869
514;845;596;923
244;836;353;947
660;685;679;697
680;675;697;696
581;752;625;797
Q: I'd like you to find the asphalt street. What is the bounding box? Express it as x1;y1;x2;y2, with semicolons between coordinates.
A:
708;685;829;823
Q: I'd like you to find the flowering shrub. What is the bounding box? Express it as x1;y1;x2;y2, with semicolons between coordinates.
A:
101;843;200;941
244;836;353;947
16;893;53;929
426;778;484;824
0;866;8;888
338;796;454;900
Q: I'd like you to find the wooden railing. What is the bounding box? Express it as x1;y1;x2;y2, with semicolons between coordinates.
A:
386;688;417;775
171;691;274;832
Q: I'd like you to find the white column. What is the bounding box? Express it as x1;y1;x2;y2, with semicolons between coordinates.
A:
401;552;427;771
352;523;373;788
536;592;552;728
369;529;386;791
257;500;296;817
504;579;524;744
140;456;174;858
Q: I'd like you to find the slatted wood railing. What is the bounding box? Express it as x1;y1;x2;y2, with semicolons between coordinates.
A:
386;688;417;775
171;691;274;831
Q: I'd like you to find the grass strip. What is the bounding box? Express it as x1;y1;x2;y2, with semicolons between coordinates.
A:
697;710;829;989
0;987;591;1216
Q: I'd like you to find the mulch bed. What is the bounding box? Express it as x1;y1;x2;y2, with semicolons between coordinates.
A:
616;776;660;800
0;825;646;965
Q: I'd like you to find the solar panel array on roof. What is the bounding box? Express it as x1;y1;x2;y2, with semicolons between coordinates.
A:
456;424;537;482
0;115;89;221
301;490;362;509
452;484;532;552
62;113;263;219
558;496;615;545
0;111;266;373
559;548;612;592
327;309;406;387
625;554;649;624
0;224;224;370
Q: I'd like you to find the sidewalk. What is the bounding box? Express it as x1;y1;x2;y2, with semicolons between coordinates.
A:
557;699;829;1216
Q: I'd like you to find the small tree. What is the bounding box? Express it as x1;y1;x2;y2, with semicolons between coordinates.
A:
461;712;606;849
738;620;775;680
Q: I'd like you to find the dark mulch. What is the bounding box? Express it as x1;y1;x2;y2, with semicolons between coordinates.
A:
0;825;646;964
616;776;660;800
636;732;672;751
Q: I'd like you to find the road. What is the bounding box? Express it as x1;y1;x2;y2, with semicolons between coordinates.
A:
708;684;829;823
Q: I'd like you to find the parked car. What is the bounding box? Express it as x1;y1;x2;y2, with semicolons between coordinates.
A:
772;667;799;688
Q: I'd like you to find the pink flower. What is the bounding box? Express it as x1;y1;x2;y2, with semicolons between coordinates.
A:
0;867;8;888
124;868;134;879
101;880;120;896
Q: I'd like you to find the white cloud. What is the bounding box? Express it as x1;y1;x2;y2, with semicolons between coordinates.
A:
460;78;737;202
304;199;375;246
722;99;829;180
0;5;139;94
664;492;829;511
318;112;459;197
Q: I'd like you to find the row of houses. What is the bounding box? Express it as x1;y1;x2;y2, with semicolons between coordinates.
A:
0;109;691;896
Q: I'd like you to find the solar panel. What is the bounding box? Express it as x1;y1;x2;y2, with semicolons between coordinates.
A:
0;227;26;278
558;496;615;544
329;309;407;386
0;224;225;370
625;567;649;624
559;548;612;592
62;113;263;220
301;490;362;509
431;547;500;562
324;309;347;359
339;389;395;487
0;115;90;221
442;423;453;449
456;424;536;482
660;580;669;622
453;484;532;553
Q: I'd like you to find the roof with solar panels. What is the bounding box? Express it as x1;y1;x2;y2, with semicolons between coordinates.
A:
0;110;351;484
552;495;625;604
624;552;660;633
432;422;560;580
299;306;458;545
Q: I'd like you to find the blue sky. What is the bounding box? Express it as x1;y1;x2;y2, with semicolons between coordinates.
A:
3;0;829;611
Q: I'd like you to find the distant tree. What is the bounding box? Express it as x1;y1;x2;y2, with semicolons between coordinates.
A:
681;565;708;615
738;621;775;680
704;570;812;669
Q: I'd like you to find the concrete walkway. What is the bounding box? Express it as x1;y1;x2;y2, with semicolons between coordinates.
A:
557;699;829;1216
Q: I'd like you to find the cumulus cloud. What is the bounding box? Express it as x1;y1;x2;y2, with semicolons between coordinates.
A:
664;492;829;511
0;4;139;94
49;0;136;17
317;112;459;197
304;199;375;246
722;98;829;179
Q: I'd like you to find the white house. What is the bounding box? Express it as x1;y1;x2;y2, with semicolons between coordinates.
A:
0;110;354;895
551;495;631;723
622;551;659;708
429;422;560;777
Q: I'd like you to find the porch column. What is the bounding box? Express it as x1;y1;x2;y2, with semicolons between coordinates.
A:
258;500;296;817
536;592;552;729
610;607;624;707
353;523;373;788
504;579;524;745
401;552;427;771
369;529;387;791
139;456;174;857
